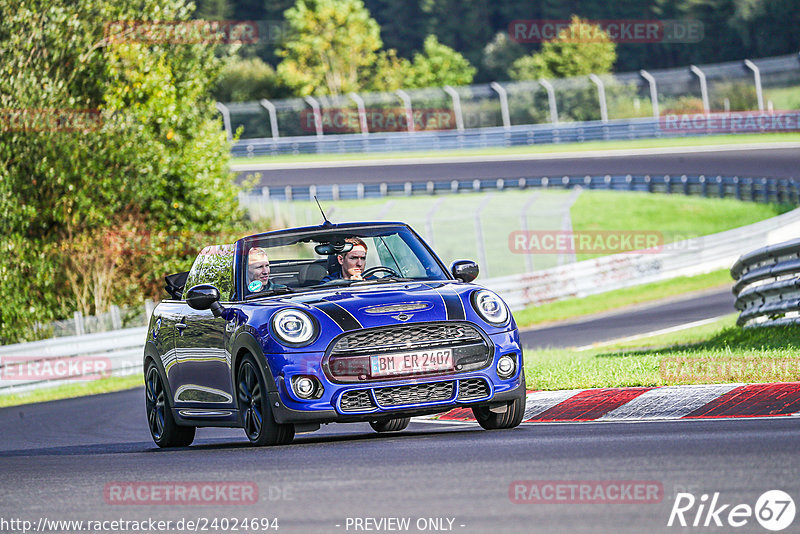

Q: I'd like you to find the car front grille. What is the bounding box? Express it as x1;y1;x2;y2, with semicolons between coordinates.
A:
331;322;483;354
457;378;490;400
373;381;454;407
340;389;376;412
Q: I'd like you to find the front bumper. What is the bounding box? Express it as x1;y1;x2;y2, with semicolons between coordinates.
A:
268;329;524;424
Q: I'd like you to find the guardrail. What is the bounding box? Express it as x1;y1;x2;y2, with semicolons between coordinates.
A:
0;327;146;394
731;238;800;327
240;174;800;204
483;207;800;311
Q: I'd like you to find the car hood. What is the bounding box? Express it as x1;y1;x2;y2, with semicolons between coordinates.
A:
286;280;473;329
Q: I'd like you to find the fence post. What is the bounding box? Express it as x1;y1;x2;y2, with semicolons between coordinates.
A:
215;102;233;143
395;89;415;133
348;92;369;136
110;305;122;330
474;194;494;278
443;85;464;132
303;96;324;137
689;65;710;114
539;78;558;124
424;198;445;247
490;82;511;130
639;70;659;118
588;74;609;123
520;193;541;273
259;98;280;138
74;311;85;336
743;59;765;111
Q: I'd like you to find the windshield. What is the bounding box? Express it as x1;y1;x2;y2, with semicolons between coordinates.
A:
240;225;450;297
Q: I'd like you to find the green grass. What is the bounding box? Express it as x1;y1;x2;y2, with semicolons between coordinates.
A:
0;374;143;408
570;191;793;261
230;132;800;165
763;86;800;111
523;315;800;390
514;269;733;327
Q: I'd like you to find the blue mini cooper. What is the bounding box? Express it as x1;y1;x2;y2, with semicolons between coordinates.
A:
144;221;526;447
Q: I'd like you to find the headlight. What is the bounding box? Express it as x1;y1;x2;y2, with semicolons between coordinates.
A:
271;308;317;346
472;289;509;325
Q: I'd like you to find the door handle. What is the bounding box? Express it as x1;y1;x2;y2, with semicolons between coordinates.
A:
176;322;188;334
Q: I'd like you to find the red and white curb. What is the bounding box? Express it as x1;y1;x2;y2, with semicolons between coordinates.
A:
416;383;800;424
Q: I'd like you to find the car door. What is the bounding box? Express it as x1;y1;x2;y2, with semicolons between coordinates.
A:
173;245;236;411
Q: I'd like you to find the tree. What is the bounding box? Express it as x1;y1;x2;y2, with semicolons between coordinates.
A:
406;35;476;88
481;31;526;82
277;0;382;96
0;0;240;342
509;15;616;80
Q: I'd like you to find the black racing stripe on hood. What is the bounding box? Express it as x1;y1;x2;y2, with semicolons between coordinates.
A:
310;300;362;331
437;286;465;320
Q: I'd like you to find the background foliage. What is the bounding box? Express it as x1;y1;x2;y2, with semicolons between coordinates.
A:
0;0;241;342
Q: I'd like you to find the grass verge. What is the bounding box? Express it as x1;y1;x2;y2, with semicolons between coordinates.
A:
514;269;733;328
523;314;800;390
230;132;800;165
0;374;143;409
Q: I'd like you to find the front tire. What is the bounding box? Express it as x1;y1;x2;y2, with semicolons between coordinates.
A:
145;362;196;448
472;375;526;430
237;354;294;446
369;417;411;433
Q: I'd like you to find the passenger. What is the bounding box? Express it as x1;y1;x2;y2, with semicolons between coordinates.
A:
322;237;367;282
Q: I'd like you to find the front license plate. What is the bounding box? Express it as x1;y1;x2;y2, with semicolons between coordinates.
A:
370;349;453;377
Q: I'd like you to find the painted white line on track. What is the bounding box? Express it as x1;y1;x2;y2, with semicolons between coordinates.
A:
231;142;800;171
573;315;730;352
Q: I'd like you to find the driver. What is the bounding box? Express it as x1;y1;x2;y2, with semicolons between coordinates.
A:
247;247;282;292
322;237;367;282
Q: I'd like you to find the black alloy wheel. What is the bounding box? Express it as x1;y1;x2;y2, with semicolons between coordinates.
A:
145;362;195;447
237;354;295;446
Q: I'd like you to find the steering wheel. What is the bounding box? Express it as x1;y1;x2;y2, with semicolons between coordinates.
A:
361;266;399;279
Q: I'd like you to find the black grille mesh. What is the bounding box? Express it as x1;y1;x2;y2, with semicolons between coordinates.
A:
457;378;490;400
332;323;482;353
374;381;454;407
340;389;376;412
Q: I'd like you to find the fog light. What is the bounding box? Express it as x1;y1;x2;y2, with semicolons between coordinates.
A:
292;376;319;399
496;355;516;379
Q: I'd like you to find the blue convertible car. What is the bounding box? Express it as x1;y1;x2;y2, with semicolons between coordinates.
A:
144;221;526;447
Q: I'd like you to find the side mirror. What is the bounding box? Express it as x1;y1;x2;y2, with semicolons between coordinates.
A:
186;284;224;317
451;260;479;283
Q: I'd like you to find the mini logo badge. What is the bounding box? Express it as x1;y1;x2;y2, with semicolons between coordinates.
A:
153;317;161;340
391;313;413;322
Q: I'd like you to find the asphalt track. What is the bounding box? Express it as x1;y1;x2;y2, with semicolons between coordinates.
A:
519;287;735;349
236;146;799;187
2;389;799;534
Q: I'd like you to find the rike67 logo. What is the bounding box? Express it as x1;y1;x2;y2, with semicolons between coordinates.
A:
668;490;795;531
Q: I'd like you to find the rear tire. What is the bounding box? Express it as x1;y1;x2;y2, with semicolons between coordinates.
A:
369;417;411;433
237;354;295;446
145;361;195;448
472;375;526;430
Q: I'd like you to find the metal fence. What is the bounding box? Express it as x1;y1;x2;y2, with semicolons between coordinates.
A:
732;238;800;327
240;174;800;204
220;52;800;156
